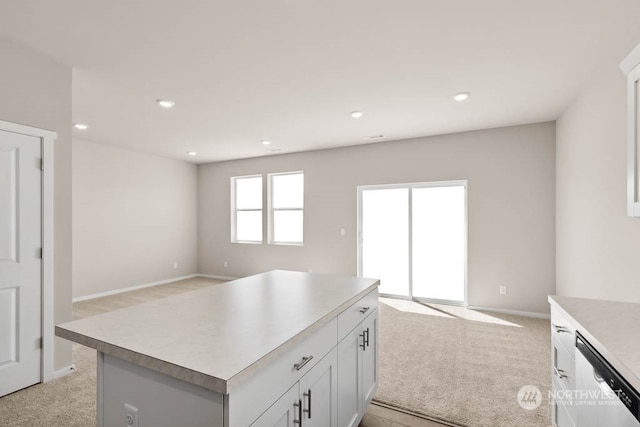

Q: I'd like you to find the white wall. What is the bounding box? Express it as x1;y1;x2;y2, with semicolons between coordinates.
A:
0;38;73;370
199;123;556;314
556;62;640;303
72;140;198;299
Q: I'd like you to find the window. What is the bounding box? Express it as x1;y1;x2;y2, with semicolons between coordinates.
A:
269;171;304;245
231;175;263;243
231;171;304;245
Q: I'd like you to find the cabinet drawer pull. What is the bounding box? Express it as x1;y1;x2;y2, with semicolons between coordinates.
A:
293;399;302;425
359;307;370;314
552;324;571;334
553;367;568;379
364;327;370;348
303;389;311;419
294;355;314;371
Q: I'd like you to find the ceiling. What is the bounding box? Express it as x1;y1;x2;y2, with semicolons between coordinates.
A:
1;1;640;164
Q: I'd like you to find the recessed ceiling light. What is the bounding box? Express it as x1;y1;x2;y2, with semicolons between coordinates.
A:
187;151;197;156
453;92;470;102
157;99;176;108
74;123;89;130
350;111;364;119
261;140;271;146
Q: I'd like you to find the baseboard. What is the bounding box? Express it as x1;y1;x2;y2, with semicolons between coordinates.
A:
466;305;550;319
197;273;238;281
51;364;76;380
72;274;200;302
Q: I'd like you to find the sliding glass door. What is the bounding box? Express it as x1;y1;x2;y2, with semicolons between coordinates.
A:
358;181;467;304
360;187;410;296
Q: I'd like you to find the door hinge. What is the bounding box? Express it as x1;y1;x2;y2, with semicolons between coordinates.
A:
40;158;44;171
38;248;43;259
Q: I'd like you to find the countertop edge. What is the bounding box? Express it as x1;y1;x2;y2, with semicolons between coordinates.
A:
55;325;229;394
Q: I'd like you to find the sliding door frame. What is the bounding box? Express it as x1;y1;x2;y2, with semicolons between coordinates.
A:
357;180;468;306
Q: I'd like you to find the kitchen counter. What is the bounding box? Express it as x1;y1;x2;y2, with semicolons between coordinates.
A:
548;295;640;392
56;270;379;395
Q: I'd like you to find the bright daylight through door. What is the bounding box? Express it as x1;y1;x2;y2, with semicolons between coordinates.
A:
358;181;466;304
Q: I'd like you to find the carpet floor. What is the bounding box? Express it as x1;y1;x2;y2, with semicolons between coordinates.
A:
0;279;552;427
373;298;552;427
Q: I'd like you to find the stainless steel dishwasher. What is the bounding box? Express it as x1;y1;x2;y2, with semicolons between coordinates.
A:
575;332;640;426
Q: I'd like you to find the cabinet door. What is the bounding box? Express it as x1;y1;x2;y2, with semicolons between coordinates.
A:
627;64;640;216
361;310;378;404
337;326;362;427
251;385;299;427
299;348;337;427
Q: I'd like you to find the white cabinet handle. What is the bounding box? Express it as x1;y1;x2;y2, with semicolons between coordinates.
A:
552;324;571;334
294;355;314;371
554;367;568;379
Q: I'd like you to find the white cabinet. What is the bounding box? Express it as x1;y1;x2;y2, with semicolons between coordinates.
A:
550;307;576;427
337;309;378;427
361;311;378;404
620;42;640;216
299;348;337;427
250;386;298;427
252;348;337;427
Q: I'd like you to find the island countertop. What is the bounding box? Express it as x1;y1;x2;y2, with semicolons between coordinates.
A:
548;295;640;392
56;270;379;394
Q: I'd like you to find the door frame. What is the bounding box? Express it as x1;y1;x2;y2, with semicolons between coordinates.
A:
357;180;468;306
0;119;56;383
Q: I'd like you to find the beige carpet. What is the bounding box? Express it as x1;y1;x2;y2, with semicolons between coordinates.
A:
0;279;551;427
373;298;552;427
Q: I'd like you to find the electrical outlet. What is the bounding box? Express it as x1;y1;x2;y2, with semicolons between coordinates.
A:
499;285;507;295
173;262;178;269
223;261;228;268
124;403;138;427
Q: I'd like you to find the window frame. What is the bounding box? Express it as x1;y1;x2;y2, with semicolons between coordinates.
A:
230;174;264;244
268;171;304;246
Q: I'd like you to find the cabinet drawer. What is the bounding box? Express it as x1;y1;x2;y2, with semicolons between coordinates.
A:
552;376;576;427
338;290;378;342
551;306;576;356
554;399;576;427
227;317;337;427
553;341;575;392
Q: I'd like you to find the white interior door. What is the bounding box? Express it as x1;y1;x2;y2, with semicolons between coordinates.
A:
0;129;42;397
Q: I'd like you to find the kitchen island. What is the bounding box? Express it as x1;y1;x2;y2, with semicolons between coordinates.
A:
56;270;380;427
